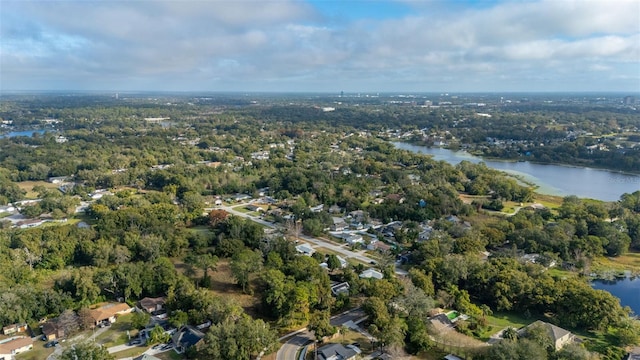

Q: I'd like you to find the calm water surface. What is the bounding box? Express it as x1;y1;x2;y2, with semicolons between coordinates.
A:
591;277;640;315
394;142;640;201
0;129;48;138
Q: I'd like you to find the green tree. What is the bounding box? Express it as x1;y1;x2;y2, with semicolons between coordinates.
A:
230;249;263;293
308;310;336;341
147;324;170;345
59;342;114;360
326;254;341;271
131;311;151;330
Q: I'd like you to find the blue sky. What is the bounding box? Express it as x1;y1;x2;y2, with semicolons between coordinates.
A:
1;0;639;93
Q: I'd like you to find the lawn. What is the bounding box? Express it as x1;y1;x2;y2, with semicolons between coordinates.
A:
16;181;61;199
94;313;137;348
475;311;535;341
156;350;185;360
15;341;55;360
188;226;214;236
110;346;150;359
532;193;563;209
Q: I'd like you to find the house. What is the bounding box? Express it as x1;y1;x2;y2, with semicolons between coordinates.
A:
296;243;315;256
246;204;263;212
330;282;350;296
348;210;365;222
2;324;27;336
0;205;16;213
0;337;32;359
48;176;69;184
328;205;343;214
521;321;575;350
344;234;363;245
386;194;405;204
428;313;454;333
359;269;383;280
139;297;166;313
89;303;132;326
233;193;252;202
172;325;205;354
331;217;348;232
317;343;358;360
41;320;64;341
367;241;392;252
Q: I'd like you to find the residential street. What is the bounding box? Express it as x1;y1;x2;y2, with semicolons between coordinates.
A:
217;204;408;276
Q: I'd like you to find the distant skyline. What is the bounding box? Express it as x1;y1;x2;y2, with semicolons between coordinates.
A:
1;0;639;93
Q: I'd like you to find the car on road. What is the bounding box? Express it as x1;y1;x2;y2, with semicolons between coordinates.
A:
44;340;59;348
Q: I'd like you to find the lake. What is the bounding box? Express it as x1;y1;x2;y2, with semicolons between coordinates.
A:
0;129;48;138
591;277;640;316
393;142;640;202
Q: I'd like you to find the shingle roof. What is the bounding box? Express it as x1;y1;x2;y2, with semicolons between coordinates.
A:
0;337;32;353
318;343;357;360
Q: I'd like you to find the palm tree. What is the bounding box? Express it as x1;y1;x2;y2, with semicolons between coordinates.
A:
340;325;350;343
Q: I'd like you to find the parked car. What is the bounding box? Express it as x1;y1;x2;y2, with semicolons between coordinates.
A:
44;340;59;348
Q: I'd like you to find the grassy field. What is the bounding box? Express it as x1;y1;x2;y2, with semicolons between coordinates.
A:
592;252;640;275
16;181;61;199
532;193;564;209
94;313;136;348
475;311;535;341
15;341;55;360
110;346;150;359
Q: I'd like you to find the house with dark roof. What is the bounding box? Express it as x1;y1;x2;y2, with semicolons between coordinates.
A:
139;297;166;313
428;313;454;333
41;319;64;341
171;325;205;354
317;343;358;360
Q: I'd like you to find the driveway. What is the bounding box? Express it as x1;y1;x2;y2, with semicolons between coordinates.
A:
276;308;369;360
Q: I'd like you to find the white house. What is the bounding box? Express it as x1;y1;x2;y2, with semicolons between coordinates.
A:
295;243;315;256
344;234;363;245
359;269;384;280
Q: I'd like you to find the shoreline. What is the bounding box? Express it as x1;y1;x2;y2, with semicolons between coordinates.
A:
402;140;640;176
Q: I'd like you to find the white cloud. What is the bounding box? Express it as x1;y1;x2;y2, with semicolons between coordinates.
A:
1;0;638;91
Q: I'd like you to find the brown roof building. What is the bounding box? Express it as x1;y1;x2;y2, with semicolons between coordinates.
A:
0;337;33;358
89;303;133;325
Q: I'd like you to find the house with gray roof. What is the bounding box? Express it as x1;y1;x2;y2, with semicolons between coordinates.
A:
318;343;358;360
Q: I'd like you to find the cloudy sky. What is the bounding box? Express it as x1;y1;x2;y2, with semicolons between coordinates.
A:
1;0;639;93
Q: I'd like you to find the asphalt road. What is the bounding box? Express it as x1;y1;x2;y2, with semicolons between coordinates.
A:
216;204;408;276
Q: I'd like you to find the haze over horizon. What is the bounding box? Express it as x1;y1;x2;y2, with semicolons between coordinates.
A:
2;0;639;93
